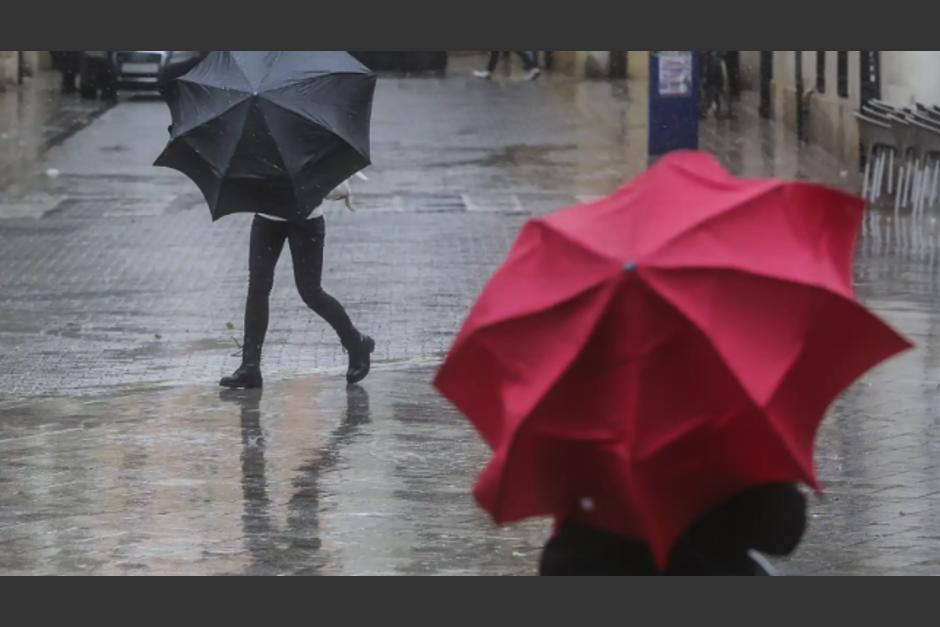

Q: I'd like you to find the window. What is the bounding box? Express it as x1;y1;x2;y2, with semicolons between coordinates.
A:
837;51;848;98
816;51;826;93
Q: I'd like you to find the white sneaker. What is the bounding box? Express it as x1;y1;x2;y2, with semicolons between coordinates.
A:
473;70;492;79
523;67;541;81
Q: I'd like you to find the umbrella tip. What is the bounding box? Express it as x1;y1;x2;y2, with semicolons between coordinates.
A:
624;261;637;272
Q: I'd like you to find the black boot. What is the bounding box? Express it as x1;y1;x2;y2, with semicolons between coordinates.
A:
345;333;375;385
220;363;263;389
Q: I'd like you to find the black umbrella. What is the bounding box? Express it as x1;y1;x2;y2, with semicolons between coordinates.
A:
155;51;376;222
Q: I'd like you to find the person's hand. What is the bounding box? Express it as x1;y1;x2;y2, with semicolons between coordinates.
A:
325;173;368;211
325;179;354;211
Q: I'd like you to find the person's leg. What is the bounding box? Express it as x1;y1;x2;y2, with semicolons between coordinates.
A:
287;217;357;346
58;52;78;93
718;57;731;117
515;51;536;71
287;217;374;384
475;51;501;78
221;216;288;388
724;51;740;99
487;51;501;73
517;51;540;80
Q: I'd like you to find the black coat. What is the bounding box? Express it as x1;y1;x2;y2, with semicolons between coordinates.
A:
539;483;807;576
703;51;726;90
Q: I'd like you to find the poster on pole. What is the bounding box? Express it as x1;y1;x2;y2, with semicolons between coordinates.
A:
657;51;693;97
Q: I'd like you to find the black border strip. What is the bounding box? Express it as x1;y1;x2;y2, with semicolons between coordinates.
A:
3;0;938;49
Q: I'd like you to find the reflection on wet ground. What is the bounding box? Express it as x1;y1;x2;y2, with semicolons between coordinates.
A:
0;368;545;575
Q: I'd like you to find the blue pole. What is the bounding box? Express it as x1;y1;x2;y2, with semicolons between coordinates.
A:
648;51;701;157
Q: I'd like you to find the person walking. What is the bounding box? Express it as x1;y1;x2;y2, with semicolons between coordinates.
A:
700;50;733;119
219;180;375;390
473;51;540;81
153;51;378;392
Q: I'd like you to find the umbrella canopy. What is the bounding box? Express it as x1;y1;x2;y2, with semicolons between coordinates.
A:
155;51;376;222
434;151;912;568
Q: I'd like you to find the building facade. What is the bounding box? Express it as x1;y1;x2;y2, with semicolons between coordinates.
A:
762;51;864;165
743;51;940;168
548;51;940;170
548;51;649;79
0;51;44;90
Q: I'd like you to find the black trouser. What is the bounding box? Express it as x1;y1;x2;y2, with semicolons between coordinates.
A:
723;51;740;98
242;215;357;365
487;51;537;72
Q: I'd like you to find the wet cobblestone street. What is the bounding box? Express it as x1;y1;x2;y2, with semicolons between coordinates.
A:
2;55;939;574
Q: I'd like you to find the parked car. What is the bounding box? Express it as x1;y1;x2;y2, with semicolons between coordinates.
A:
79;51;207;100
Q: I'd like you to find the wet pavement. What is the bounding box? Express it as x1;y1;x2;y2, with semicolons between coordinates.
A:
1;55;940;574
0;71;113;207
0;367;547;575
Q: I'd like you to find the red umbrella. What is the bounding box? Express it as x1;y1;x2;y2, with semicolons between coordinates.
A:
434;151;912;568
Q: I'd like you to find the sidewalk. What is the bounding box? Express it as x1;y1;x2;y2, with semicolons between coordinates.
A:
0;364;548;575
0;61;874;399
0;70;112;207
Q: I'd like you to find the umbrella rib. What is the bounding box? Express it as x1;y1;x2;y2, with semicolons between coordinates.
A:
446;275;619;403
262;71;373;94
538;217;622;267
758;287;910;487
172;92;252;139
229;52;277;92
638;270;832;481
259;94;369;161
446;222;620;359
174;141;225;180
219;101;258;181
256;102;302;205
486;281;622;520
640;268;805;408
178;75;251;95
646;181;787;257
644;261;854;300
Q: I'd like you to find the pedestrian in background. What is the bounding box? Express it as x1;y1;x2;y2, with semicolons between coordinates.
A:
50;51;81;94
700;50;735;119
473;51;540;81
